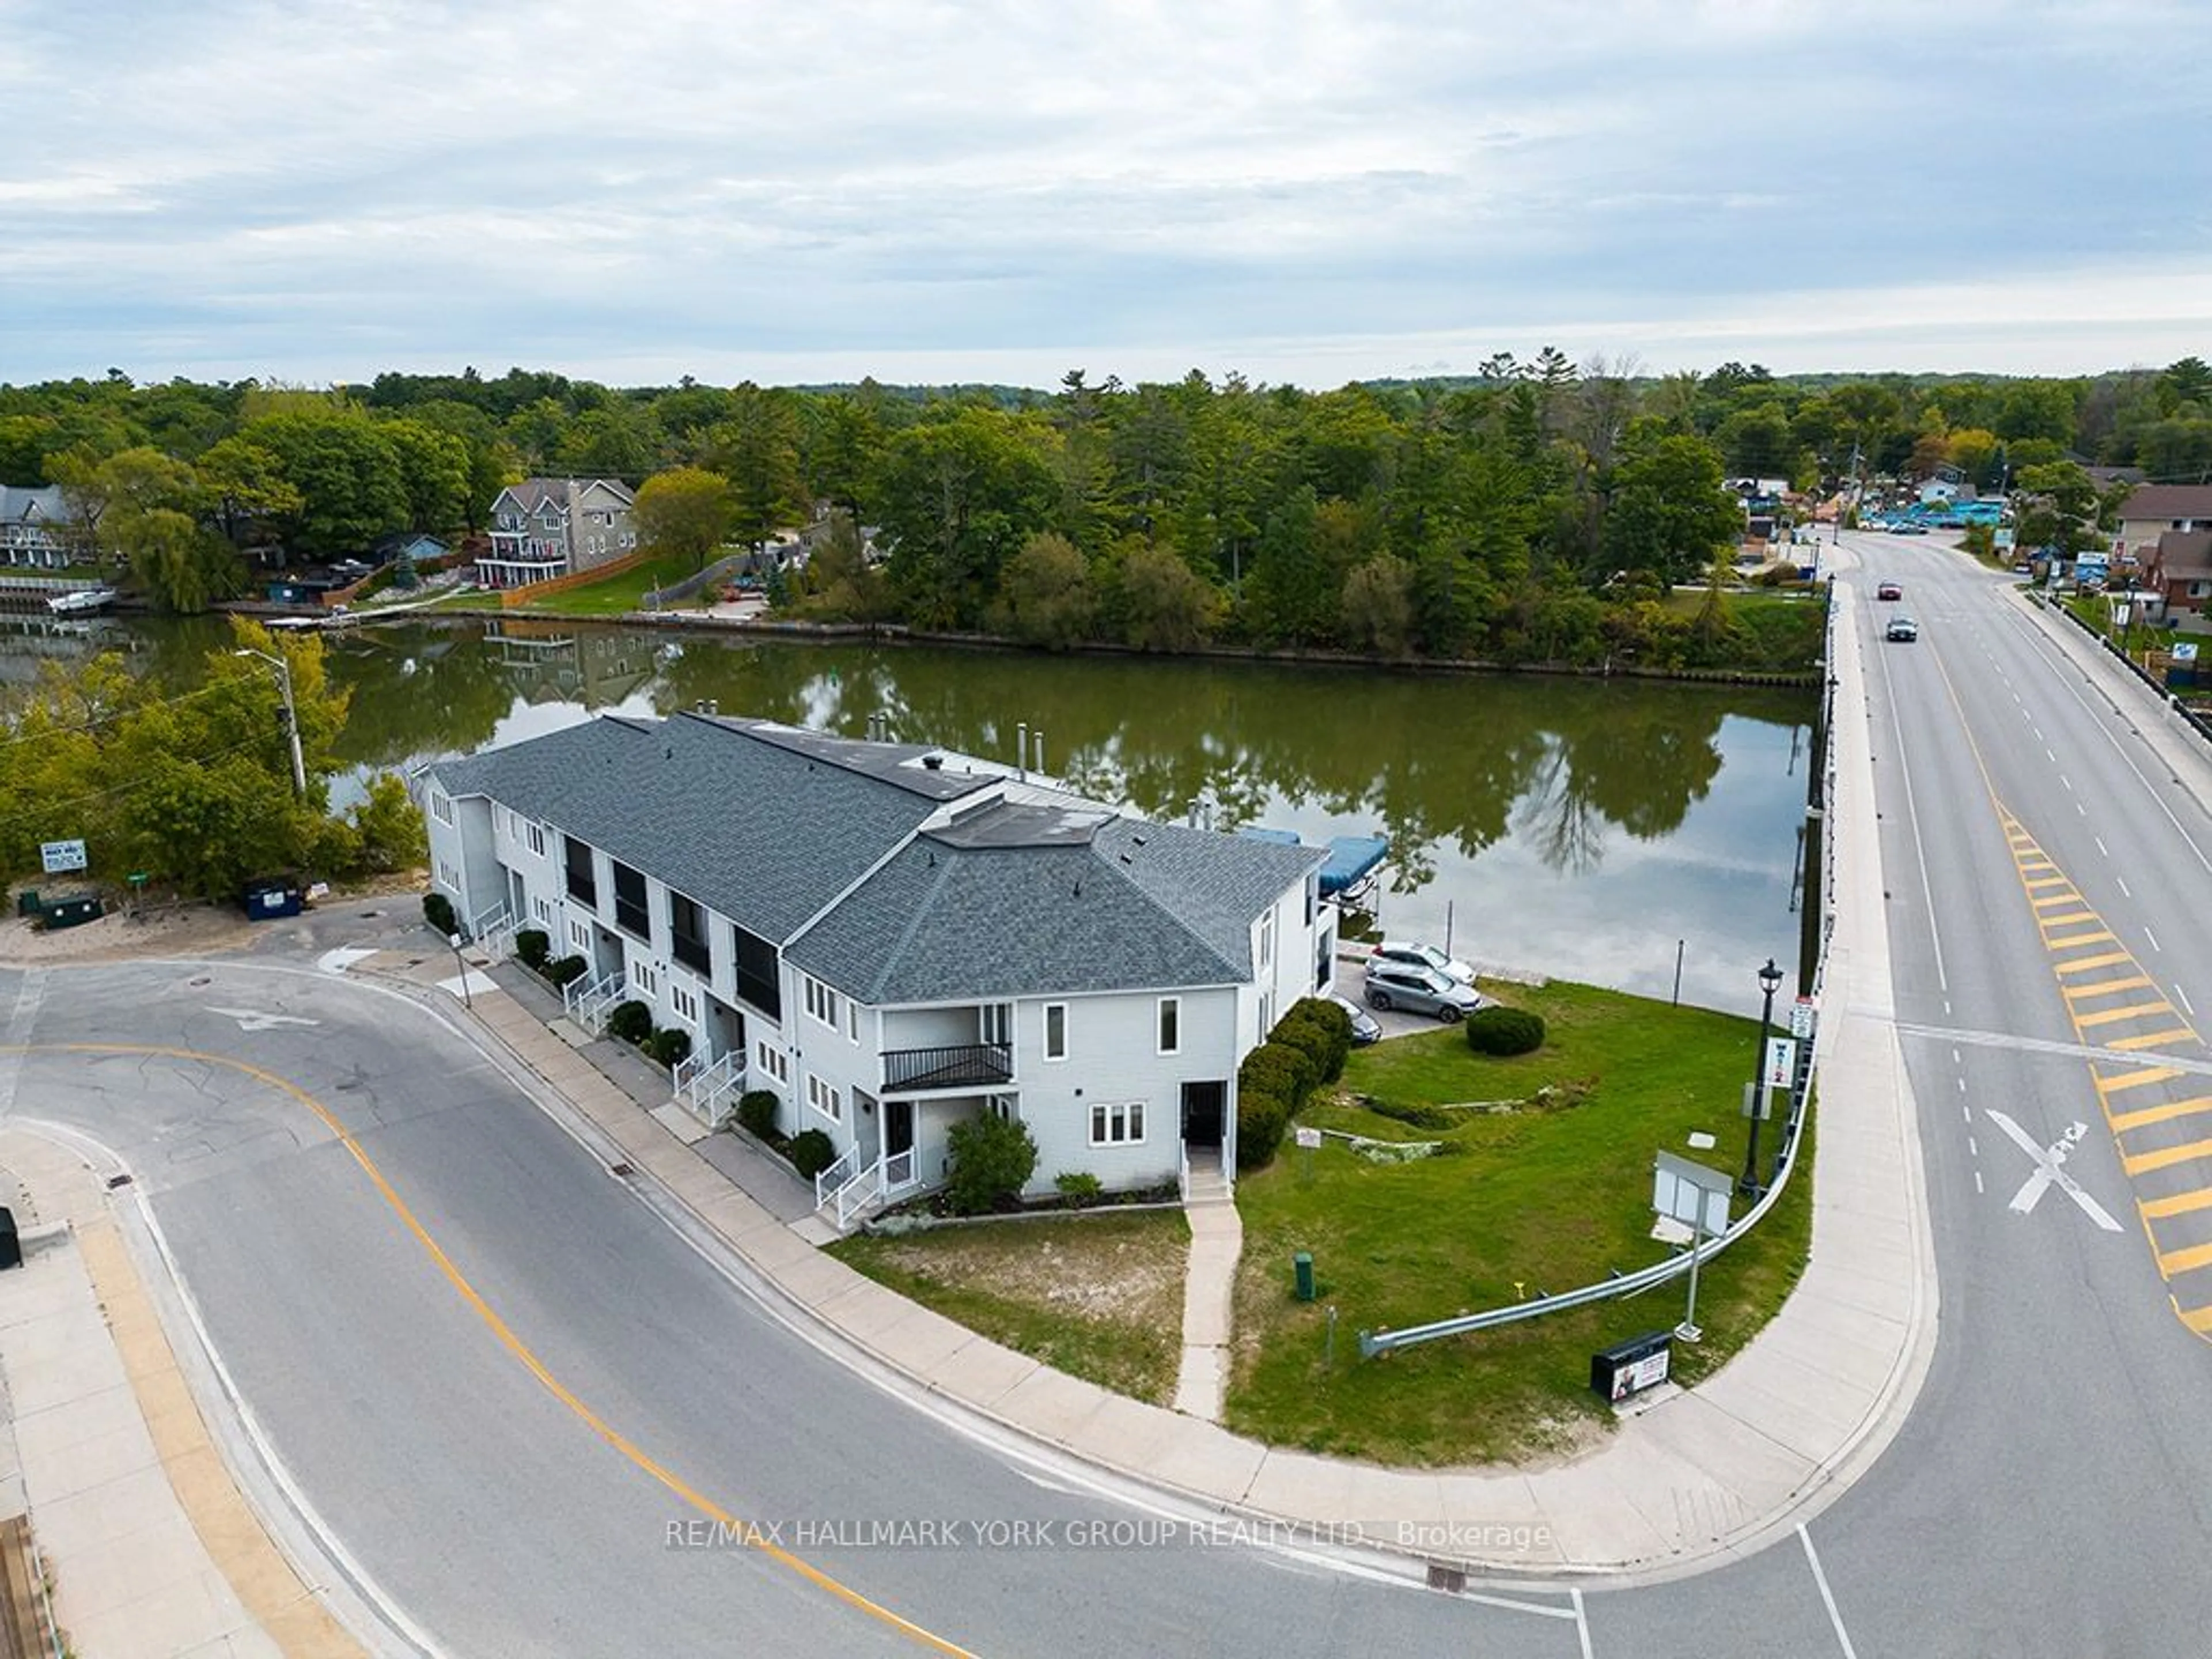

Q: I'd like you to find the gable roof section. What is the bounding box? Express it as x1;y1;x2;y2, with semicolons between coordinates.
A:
788;804;1324;1003
2120;484;2212;524
2157;528;2212;579
0;485;69;525
427;711;992;942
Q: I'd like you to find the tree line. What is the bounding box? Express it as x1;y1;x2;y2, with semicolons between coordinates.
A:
1;354;2202;663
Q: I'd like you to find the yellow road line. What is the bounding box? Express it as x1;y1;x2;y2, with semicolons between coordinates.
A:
2122;1137;2212;1177
2058;952;2135;976
2109;1028;2199;1052
2046;930;2119;950
7;1042;974;1658
2111;1097;2212;1134
2143;1187;2212;1220
2063;976;2157;1000
2157;1240;2212;1278
2076;1001;2179;1029
2031;892;2083;908
2096;1066;2183;1094
2038;910;2100;930
2181;1304;2212;1334
2023;876;2070;889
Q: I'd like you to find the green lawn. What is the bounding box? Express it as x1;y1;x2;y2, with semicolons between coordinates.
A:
828;1209;1190;1404
512;553;711;618
1226;979;1813;1465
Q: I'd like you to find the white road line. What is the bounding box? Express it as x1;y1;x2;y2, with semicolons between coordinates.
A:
2179;984;2197;1017
2062;774;2074;792
1800;1525;1859;1659
1961;1104;1971;1123
1880;633;1949;992
1975;1170;1984;1194
2117;877;2131;899
1968;1136;1979;1156
1573;1588;1594;1659
2096;836;2109;857
2146;926;2162;953
2045;747;2056;763
1958;1077;1967;1092
2078;801;2087;815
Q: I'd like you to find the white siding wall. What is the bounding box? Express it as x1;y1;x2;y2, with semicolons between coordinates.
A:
1013;985;1238;1195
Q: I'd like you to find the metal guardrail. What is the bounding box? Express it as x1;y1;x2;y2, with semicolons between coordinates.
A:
1360;593;1840;1359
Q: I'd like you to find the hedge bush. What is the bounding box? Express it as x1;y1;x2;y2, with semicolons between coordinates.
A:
787;1128;836;1179
649;1028;692;1068
1237;1088;1289;1172
946;1112;1040;1215
515;928;550;970
422;891;456;936
1240;1038;1314;1104
1273;997;1351;1084
1054;1171;1103;1207
1467;1005;1546;1056
736;1090;779;1141
606;999;653;1045
545;954;588;988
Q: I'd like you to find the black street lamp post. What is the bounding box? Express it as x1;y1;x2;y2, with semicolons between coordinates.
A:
1741;957;1785;1196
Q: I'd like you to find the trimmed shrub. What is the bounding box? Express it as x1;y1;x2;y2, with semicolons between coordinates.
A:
545;954;588;988
1272;998;1351;1084
736;1090;779;1141
945;1111;1040;1215
1054;1171;1103;1207
1240;1039;1313;1104
606;999;653;1045
514;928;551;970
1467;1005;1546;1056
422;891;457;936
787;1128;836;1180
1236;1086;1290;1172
649;1028;692;1068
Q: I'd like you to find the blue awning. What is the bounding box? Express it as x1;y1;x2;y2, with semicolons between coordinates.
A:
1319;835;1389;896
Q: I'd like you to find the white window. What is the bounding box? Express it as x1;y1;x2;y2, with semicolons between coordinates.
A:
1258;908;1275;971
987;1093;1016;1122
980;1003;1012;1046
1089;1101;1145;1146
847;1001;860;1043
1157;997;1181;1056
1259;991;1275;1036
804;975;839;1029
526;823;547;858
569;918;590;950
430;792;454;826
532;896;552;925
630;959;659;998
756;1042;790;1086
806;1074;842;1123
1043;1002;1068;1062
671;984;699;1024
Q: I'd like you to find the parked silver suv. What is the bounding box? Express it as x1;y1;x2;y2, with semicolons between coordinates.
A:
1363;960;1482;1022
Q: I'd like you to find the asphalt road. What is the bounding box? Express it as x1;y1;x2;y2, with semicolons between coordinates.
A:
8;532;2212;1656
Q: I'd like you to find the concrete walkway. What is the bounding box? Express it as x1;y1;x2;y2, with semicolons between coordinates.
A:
1172;1152;1240;1421
0;1129;361;1659
331;588;1933;1577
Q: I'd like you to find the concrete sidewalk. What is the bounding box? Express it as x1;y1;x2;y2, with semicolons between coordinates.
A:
344;575;1934;1579
0;1129;363;1659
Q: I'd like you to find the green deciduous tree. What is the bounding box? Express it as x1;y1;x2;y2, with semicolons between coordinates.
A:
631;465;733;569
1600;431;1743;586
998;532;1093;649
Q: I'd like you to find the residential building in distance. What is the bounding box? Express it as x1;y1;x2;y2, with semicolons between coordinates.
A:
2146;529;2212;626
479;478;637;589
0;486;89;569
2115;483;2212;569
421;712;1331;1222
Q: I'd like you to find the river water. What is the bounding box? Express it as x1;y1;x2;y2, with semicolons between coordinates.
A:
15;614;1818;1014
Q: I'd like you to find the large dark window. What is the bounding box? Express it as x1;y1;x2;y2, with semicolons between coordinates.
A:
563;836;597;906
612;861;650;940
669;891;712;975
733;925;781;1020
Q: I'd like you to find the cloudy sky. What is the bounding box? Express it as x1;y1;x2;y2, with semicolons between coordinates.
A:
5;0;2206;390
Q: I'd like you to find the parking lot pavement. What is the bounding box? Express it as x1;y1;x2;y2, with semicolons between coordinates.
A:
1329;959;1463;1041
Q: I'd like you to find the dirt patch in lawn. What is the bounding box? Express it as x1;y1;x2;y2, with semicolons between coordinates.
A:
832;1210;1191;1404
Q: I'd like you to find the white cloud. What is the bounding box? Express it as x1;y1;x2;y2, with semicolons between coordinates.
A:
2;0;2206;385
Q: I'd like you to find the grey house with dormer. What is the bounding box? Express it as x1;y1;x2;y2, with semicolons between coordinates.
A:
421;712;1331;1218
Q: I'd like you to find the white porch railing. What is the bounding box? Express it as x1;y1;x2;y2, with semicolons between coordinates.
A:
565;969;622;1032
883;1147;916;1190
831;1160;884;1230
813;1142;866;1211
1178;1140;1191;1205
673;1048;745;1126
467;903;515;961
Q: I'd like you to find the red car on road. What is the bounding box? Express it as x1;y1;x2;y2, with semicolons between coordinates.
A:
1876;581;1903;601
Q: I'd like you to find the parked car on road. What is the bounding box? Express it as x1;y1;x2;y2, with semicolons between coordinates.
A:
1876;581;1903;601
1370;940;1475;984
1363;960;1482;1022
1885;616;1919;642
1325;991;1384;1045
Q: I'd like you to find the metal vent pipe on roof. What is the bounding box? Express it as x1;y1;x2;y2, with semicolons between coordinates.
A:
1032;730;1044;776
1016;722;1028;781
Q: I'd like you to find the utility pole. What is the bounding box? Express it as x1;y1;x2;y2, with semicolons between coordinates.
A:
234;647;307;797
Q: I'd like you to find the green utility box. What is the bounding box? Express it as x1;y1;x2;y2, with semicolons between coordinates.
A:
1294;1251;1316;1302
38;894;103;931
14;889;39;918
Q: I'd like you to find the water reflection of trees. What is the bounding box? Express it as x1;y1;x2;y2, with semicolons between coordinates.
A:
103;620;1804;880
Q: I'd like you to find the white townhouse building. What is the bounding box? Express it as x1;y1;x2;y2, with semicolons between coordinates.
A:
479;477;637;590
421;712;1332;1219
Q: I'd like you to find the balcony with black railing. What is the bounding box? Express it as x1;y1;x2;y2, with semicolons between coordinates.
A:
882;1043;1013;1094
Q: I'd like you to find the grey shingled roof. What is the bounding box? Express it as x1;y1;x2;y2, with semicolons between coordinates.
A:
0;486;70;525
427;711;992;942
787;810;1324;1004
